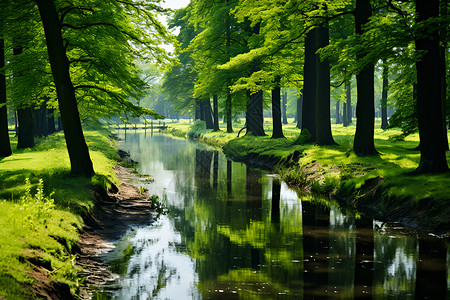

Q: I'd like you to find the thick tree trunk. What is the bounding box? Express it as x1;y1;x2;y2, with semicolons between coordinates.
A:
315;25;336;145
343;94;348;127
246;23;265;136
213;94;219;131
271;84;285;139
440;0;449;150
296;89;303;129
36;0;94;176
225;93;233;133
282;91;288;124
246;90;265;136
0;24;11;157
201;98;214;129
336;101;340;124
195;99;201;120
17;108;34;149
301;28;317;141
353;0;377;155
415;0;449;173
381;63;389;130
346;83;352;124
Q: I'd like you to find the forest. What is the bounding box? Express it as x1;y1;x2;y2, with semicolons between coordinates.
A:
0;0;450;298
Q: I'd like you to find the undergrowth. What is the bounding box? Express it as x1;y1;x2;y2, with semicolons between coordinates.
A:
0;126;119;298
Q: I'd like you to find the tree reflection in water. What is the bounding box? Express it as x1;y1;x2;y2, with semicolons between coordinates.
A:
96;132;450;300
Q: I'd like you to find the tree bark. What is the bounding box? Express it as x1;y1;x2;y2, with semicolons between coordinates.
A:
0;21;11;157
440;0;449;150
343;94;348;127
213;94;219;131
381;63;389;130
336;100;340;124
415;0;449;173
246;22;265;136
271;83;285;139
282;91;288;124
353;0;377;155
201;98;214;129
315;24;336;145
296;88;303;129
36;0;94;176
225;93;233;133
346;82;352;124
17;108;34;149
301;28;317;141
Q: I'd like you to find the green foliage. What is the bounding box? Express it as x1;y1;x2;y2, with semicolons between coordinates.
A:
187;120;211;138
0;126;121;298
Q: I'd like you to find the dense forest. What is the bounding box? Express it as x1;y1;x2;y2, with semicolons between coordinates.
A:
0;0;449;171
160;0;450;174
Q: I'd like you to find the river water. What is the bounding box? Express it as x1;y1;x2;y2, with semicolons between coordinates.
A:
95;131;449;299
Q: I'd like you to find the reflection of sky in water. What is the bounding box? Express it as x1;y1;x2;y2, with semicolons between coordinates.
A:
109;217;200;300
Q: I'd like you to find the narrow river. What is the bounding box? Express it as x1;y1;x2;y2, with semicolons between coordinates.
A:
96;131;449;299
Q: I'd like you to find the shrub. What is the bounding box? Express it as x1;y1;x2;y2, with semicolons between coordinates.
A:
187;120;211;138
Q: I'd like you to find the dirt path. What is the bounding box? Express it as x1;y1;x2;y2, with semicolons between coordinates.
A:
76;165;157;299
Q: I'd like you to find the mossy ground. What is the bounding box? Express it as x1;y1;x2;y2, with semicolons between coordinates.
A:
165;118;450;232
0;127;119;298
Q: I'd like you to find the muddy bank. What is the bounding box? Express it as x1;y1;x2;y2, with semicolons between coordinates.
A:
76;165;157;299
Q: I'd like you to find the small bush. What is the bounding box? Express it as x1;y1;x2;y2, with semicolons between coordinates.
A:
187;120;211;138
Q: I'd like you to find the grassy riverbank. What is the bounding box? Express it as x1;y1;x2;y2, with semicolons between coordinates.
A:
0;127;118;299
165;119;450;233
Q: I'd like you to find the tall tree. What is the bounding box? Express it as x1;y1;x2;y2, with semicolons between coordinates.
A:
35;0;94;176
415;0;449;173
0;18;11;157
246;23;265;136
315;22;336;145
271;78;285;139
353;0;377;155
301;28;318;141
381;62;389;130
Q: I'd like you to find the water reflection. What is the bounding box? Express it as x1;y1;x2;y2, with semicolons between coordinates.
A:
96;132;450;299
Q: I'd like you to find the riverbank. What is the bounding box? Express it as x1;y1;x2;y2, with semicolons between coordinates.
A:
0;127;156;299
164;121;450;235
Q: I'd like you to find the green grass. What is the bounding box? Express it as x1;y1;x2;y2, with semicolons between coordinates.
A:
0;127;119;298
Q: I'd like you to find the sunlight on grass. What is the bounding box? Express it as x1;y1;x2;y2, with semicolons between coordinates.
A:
0;126;119;298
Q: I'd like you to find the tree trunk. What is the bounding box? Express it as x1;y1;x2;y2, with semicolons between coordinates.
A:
195;99;201;120
36;0;94;176
353;0;377;155
315;24;336;145
301;28;317;141
415;0;449;173
226;92;233;132
296;88;303;129
381;63;389;130
346;82;352;124
213;94;219;131
246;90;265;136
0;22;11;157
202;98;214;129
336;100;340;124
17;108;34;149
343;96;348;127
271;83;285;139
246;22;265;136
282;91;288;124
440;0;449;150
